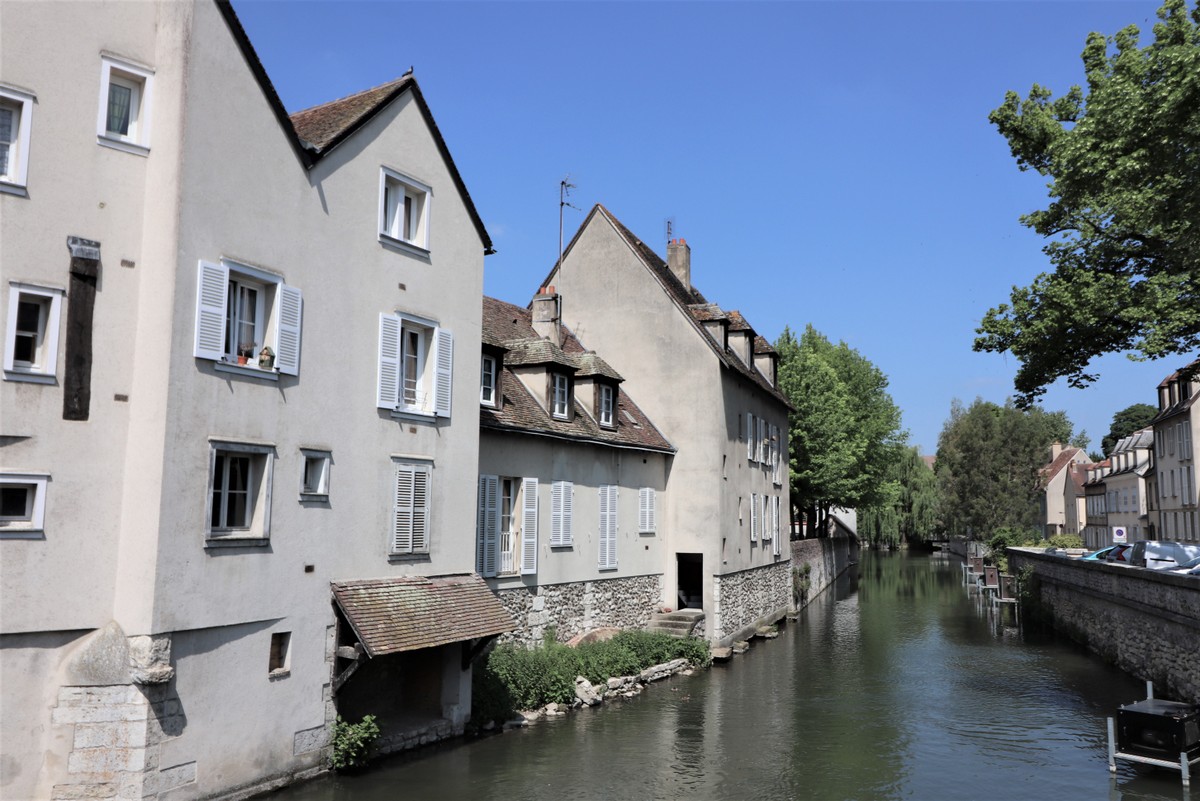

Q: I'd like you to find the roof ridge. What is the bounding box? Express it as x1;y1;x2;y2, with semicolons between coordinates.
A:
289;75;410;118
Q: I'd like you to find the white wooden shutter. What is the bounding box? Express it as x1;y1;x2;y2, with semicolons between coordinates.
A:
476;475;498;576
434;328;453;418
520;477;538;574
758;418;767;463
411;467;429;551
750;493;759;541
377;315;401;409
599;485;617;568
639;487;656;533
772;496;782;556
194;260;228;361
274;284;302;375
552;480;573;546
393;465;415;553
747;413;756;462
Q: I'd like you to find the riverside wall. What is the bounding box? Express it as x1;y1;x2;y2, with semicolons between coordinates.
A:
790;536;859;609
1009;548;1200;704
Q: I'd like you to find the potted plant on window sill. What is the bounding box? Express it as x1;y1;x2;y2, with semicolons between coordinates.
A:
237;342;255;366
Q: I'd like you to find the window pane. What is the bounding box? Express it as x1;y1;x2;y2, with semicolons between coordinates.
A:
0;106;11;177
0;485;31;519
402;329;420;405
12;298;41;364
107;83;132;136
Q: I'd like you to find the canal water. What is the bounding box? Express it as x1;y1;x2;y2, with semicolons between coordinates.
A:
274;551;1190;801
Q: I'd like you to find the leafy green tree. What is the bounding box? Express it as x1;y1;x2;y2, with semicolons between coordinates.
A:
859;446;942;548
936;398;1082;540
1101;402;1158;454
974;0;1200;404
776;325;905;537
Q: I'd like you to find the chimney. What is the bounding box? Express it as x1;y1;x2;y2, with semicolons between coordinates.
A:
667;238;690;289
531;286;562;348
1050;441;1063;461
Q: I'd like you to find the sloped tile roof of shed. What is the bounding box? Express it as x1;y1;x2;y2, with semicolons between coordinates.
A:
331;574;513;658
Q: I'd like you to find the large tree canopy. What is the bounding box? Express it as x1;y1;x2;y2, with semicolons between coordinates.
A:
1101;402;1159;454
936;399;1078;539
974;0;1200;404
776;325;905;535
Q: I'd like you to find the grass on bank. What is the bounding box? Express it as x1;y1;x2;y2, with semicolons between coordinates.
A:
472;629;711;724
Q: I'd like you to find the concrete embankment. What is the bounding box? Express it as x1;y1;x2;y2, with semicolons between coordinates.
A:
1009;548;1200;704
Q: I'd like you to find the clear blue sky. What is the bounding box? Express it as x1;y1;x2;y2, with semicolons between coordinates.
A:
234;0;1184;456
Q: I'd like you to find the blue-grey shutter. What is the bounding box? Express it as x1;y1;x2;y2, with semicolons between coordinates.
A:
520;477;538;575
434;328;453;417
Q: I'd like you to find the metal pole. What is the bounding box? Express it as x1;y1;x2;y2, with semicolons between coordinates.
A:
1146;680;1154;700
1182;751;1190;788
1107;717;1117;774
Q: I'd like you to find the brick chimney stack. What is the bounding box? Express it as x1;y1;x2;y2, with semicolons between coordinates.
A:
531;286;563;348
667;238;690;289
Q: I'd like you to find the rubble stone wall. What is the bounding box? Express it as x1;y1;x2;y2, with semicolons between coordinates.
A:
712;561;791;644
495;573;662;647
1010;549;1200;704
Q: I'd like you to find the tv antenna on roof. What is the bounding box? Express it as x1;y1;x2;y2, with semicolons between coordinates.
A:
559;176;580;274
665;217;676;245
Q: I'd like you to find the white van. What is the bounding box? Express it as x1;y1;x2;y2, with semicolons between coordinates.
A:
1128;540;1200;570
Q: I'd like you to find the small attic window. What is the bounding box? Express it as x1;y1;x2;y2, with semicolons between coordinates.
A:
379;167;431;253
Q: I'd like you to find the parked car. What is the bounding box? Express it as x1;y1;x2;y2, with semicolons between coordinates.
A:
1084;545;1119;561
1128;540;1200;570
1167;555;1200;576
1104;543;1135;564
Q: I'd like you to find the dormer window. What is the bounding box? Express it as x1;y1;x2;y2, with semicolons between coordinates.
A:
480;353;497;407
598;384;614;427
551;373;570;419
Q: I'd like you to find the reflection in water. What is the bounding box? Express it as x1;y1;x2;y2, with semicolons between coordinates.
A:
272;552;1189;801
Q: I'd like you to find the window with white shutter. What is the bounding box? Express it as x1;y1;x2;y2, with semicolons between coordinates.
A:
760;494;771;541
638;487;656;533
551;480;573;546
193;260;302;378
521;477;538;574
599;485;617;569
750;492;759;541
476;474;498;576
758;417;767;463
391;462;430;555
377;312;452;418
772;496;782;556
747;412;756;462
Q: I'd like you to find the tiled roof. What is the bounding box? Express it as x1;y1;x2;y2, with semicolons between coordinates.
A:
1067;463;1088;495
290;76;412;151
753;335;776;356
1153;359;1200;423
503;338;578;370
550;205;792;410
1041;446;1086;480
726;311;752;332
480;297;673;453
331;574;513;657
688;304;727;322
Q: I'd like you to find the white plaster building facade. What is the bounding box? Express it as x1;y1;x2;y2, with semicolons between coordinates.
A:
477;294;676;646
1151;365;1199;543
0;3;509;799
1102;429;1154;544
541;206;792;644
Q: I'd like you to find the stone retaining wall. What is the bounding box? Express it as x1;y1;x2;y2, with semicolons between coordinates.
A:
712;561;791;644
1009;549;1200;704
789;536;857;609
496;574;663;647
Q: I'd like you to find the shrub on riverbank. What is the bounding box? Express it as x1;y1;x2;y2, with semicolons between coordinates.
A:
472;631;711;724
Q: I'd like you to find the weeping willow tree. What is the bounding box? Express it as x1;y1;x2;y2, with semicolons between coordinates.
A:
859;446;942;548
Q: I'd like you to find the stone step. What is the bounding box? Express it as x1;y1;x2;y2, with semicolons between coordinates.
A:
645;609;705;639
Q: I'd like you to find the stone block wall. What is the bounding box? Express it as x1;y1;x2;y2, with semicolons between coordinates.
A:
49;684;192;801
496;573;662;647
789;536;857;609
712;561;791;644
1010;549;1200;704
